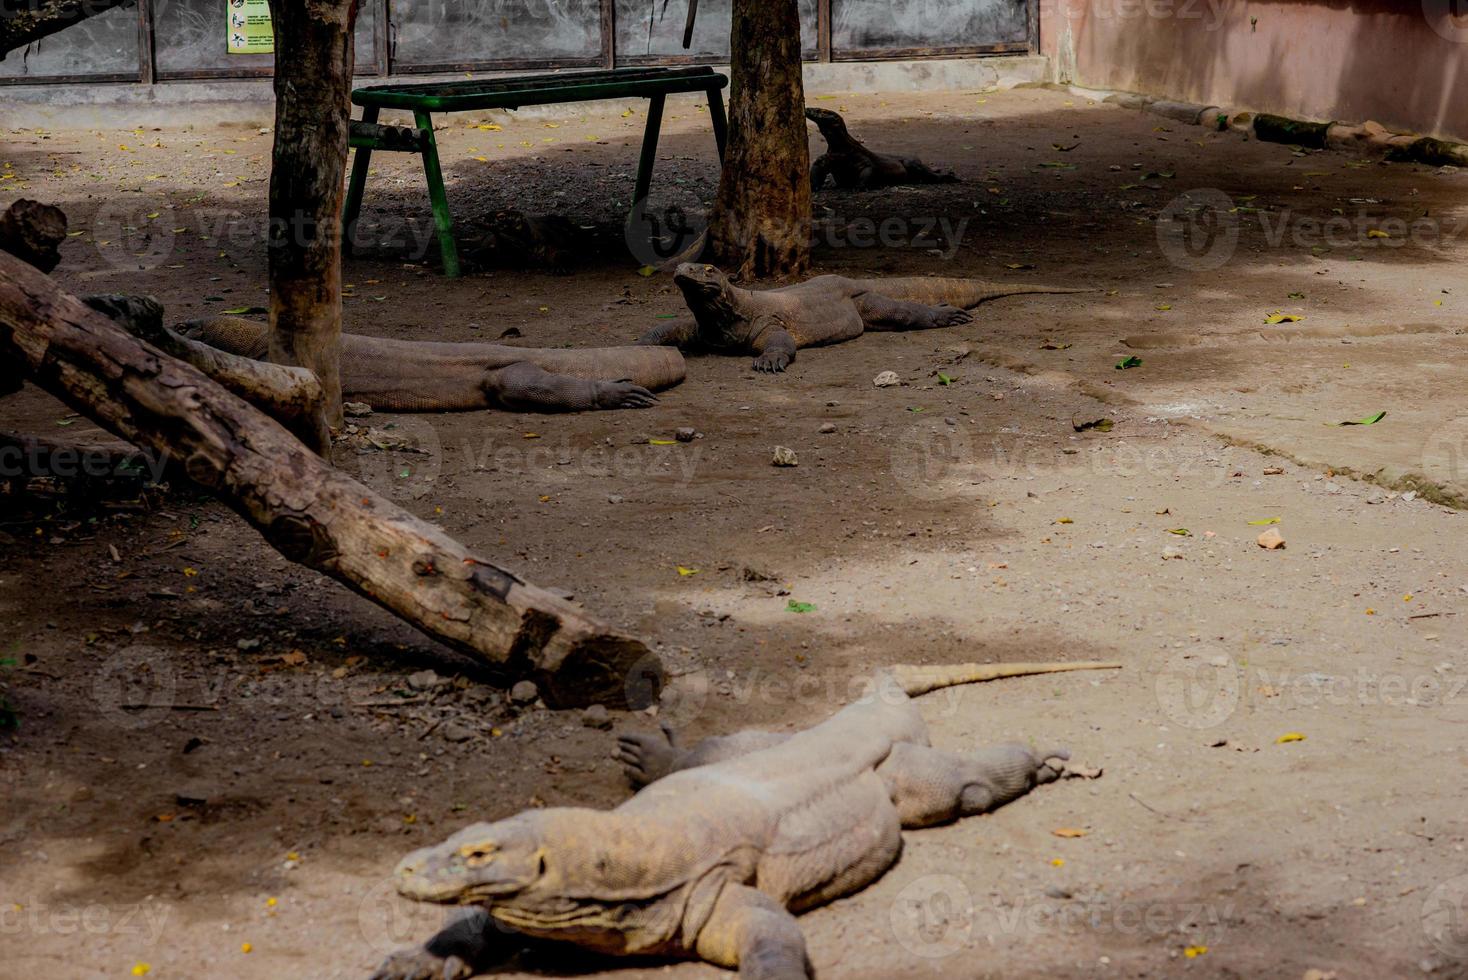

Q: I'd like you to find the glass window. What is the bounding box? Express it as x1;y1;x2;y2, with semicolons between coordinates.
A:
831;0;1028;53
391;0;603;66
0;4;140;80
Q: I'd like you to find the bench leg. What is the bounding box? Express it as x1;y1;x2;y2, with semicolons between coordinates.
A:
707;86;728;160
633;92;667;206
414;109;461;278
342;105;380;258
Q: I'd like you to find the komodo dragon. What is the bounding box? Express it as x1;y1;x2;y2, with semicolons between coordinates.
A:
183;315;684;413
806;107;958;189
371;658;1120;980
637;262;1093;372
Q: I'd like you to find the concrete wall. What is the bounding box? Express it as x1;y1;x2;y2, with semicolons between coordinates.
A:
1040;0;1468;142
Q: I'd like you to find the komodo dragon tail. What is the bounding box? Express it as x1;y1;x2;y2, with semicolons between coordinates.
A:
851;278;1097;310
887;660;1122;698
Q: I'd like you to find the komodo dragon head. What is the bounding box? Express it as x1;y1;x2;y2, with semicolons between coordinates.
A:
393;807;689;948
803;107;851;144
673;263;745;343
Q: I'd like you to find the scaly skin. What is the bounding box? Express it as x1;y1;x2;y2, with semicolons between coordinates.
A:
372;659;1121;980
638;263;1094;372
806;107;958;190
184;315;685;413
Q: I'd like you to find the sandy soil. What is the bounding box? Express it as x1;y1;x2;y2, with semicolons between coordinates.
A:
3;86;1468;980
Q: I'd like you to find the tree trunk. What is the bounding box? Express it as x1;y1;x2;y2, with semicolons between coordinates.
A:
0;0;133;55
706;0;810;279
265;0;357;429
0;253;660;708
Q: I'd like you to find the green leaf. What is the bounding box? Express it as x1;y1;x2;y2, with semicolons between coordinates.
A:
785;600;816;614
1166;528;1192;536
937;373;954;386
1115;355;1143;370
221;305;267;315
1247;517;1281;526
1333;411;1386;426
1071;416;1114;433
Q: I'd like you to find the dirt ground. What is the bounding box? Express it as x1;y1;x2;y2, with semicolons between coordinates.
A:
3;85;1468;979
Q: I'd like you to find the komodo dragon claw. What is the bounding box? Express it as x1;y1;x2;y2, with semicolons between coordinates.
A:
593;379;659;409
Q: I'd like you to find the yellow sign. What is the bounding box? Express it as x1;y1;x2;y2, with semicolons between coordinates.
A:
227;0;274;55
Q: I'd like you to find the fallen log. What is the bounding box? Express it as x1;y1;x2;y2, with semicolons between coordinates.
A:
0;199;67;273
0;252;659;708
84;294;331;454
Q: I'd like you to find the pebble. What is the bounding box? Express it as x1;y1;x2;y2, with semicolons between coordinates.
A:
581;705;613;730
607;494;624;504
441;722;474;743
772;446;798;467
674;427;698;442
407;669;443;691
818;422;836;434
1257;528;1286;549
236;638;261;651
873;370;900;387
343;401;373;417
509;680;539;706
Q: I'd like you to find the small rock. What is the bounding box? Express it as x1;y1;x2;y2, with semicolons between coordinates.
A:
772;446;798;467
441;722;474;743
1257;528;1286;549
1208;738;1228;748
607;494;624;504
1402;490;1419;502
581;705;613;730
674;427;698;443
1160;547;1184;560
509;680;539;706
944;417;957;426
236;637;261;651
873;370;900;388
1262;466;1284;475
818;422;836;434
741;566;776;582
343;401;373;417
407;669;443;691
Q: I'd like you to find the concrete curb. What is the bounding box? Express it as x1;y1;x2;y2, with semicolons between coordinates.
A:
1044;84;1468;169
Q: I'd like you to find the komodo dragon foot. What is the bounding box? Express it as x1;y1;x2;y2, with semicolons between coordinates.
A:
372;908;511;980
614;723;683;788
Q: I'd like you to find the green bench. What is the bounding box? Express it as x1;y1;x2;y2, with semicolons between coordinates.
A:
343;66;730;278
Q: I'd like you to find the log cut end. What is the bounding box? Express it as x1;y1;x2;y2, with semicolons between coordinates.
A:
534;635;663;711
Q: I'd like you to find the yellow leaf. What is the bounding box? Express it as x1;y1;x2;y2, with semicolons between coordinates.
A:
1403;593;1413;602
1367;229;1391;239
1052;827;1088;838
132;965;151;977
241;942;253;954
538;495;551;503
1184;945;1208;958
474;123;502;131
1276;732;1306;744
1050;857;1065;867
648;439;677;446
1264;313;1302;324
1156;304;1172;311
677;566;698;576
522;432;541;439
1054;517;1073;524
182;566;197;577
265;897;277;908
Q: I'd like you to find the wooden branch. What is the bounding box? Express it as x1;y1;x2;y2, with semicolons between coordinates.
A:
0;253;660;708
0;199;67;274
83;295;331;454
0;0;133;56
265;0;358;426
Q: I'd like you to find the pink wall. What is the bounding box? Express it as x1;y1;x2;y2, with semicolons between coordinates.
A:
1039;0;1468;142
